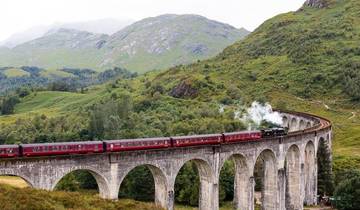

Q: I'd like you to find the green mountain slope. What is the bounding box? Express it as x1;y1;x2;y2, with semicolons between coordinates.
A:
0;0;359;168
100;14;249;72
0;15;249;73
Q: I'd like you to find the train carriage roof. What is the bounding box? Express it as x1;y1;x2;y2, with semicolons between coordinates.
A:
171;133;222;140
0;145;19;149
104;137;171;144
20;141;103;147
223;131;261;135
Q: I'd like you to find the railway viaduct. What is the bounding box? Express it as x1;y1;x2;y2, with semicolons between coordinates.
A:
0;111;332;210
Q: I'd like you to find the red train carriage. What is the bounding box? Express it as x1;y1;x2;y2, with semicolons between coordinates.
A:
20;141;104;157
0;145;20;158
104;137;171;152
172;134;223;147
223;131;262;143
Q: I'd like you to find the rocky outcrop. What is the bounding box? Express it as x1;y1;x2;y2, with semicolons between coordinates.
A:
304;0;329;8
169;80;198;99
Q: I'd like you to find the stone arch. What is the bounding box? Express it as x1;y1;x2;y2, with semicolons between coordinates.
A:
174;158;216;210
51;167;111;199
306;122;312;129
299;120;305;130
290;118;298;132
282;116;289;128
220;153;250;210
254;149;278;210
285;145;301;210
0;172;34;187
304;140;316;205
118;164;168;208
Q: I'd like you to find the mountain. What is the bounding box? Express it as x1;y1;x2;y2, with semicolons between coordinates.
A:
0;29;108;70
0;18;133;48
99;14;250;72
0;15;250;73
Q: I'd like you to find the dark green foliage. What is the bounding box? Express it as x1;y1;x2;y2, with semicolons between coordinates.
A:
48;80;77;92
55;170;98;192
0;95;20;115
55;173;81;192
15;88;31;98
334;173;360;210
317;139;334;196
119;166;155;201
89;94;133;140
341;61;360;100
0;114;88;144
219;161;235;203
175;162;200;206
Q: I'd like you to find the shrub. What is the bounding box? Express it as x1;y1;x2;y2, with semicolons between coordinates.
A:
334;174;360;210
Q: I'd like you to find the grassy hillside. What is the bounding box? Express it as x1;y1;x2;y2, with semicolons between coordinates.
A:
0;184;163;210
0;66;136;95
3;68;30;77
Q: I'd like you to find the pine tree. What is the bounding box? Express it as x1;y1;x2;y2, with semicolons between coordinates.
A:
317;139;334;195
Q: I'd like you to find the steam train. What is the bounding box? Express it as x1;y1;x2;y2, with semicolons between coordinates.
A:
0;128;287;158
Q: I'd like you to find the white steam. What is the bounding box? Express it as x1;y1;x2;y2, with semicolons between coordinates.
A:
240;101;283;130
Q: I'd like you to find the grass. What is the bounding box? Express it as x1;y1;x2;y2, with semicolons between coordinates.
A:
40;69;75;78
0;184;164;210
0;176;262;210
0;176;29;188
0;177;251;210
3;68;30;77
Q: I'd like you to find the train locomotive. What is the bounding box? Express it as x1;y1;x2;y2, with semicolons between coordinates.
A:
0;127;287;158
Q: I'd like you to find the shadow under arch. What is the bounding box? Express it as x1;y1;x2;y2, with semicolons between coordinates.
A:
304;140;316;205
0;173;34;188
285;144;301;210
253;149;278;210
118;164;168;208
174;158;216;209
51;167;110;199
219;153;250;210
299;120;305;130
282;116;289;128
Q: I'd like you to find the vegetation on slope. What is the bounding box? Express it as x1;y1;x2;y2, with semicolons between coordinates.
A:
0;184;163;210
0;66;137;95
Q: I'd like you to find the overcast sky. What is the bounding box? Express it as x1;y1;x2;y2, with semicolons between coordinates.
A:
0;0;305;41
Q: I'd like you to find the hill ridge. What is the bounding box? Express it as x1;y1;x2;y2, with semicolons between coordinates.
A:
0;14;250;73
